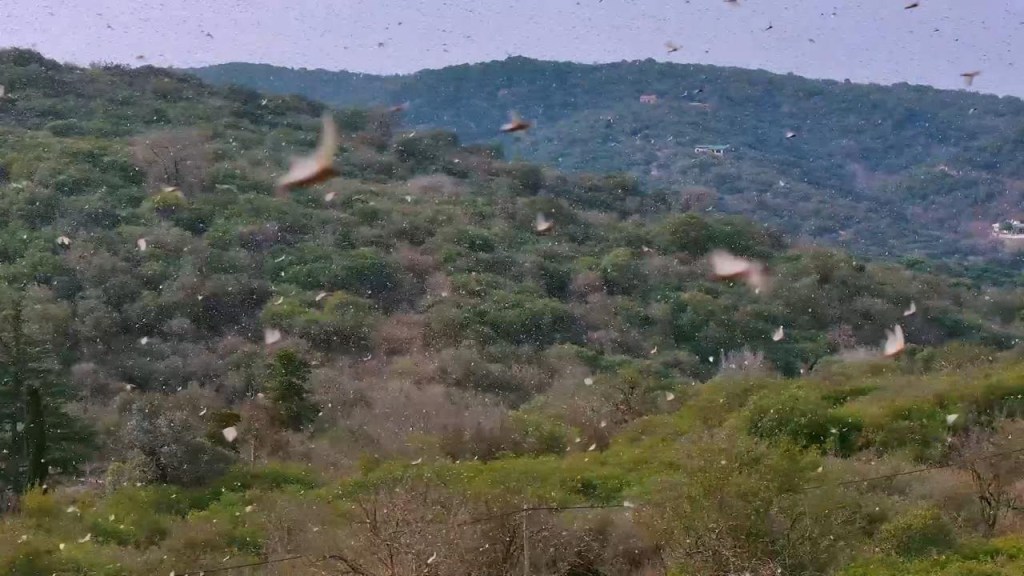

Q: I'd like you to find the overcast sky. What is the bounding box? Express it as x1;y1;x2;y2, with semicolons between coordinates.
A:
1;0;1021;95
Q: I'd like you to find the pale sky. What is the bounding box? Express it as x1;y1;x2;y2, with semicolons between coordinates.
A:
0;0;1022;95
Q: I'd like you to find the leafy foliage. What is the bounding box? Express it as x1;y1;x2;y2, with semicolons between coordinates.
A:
266;349;317;430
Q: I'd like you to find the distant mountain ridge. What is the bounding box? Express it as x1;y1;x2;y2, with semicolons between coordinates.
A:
188;57;1024;269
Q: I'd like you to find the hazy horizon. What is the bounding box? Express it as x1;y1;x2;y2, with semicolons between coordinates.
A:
1;0;1022;96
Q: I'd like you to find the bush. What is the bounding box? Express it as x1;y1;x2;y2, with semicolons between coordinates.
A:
469;291;582;347
0;541;125;576
600;248;645;295
277;248;403;302
214;463;320;493
746;386;863;456
876;507;957;558
502;163;544;195
92;486;185;547
20;487;58;521
261;291;380;352
451;227;498;254
436;345;550;403
506;412;571;457
393;130;459;172
654;213;713;255
151;187;188;215
638;430;864;576
104;450;158;492
205;410;242;449
191;273;271;329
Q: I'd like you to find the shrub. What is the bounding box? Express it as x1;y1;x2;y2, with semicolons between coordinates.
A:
261;291;380;352
393;130;459;172
654;213;713;255
191;273;271;329
600;248;645;295
502;162;544;195
205;410;242;449
746;386;863;456
876;507;957;558
451;227;498;254
150;187;188;215
506;412;571;457
104;450;158;492
436;345;550;403
277;248;403;302
0;541;125;576
371;313;425;355
469;291;582;347
20;487;58;521
93;486;185;547
638;430;864;576
215;463;320;493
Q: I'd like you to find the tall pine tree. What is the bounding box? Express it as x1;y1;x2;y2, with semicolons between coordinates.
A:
0;287;92;493
266;348;317;431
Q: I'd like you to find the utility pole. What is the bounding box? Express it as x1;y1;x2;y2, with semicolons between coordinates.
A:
522;508;529;576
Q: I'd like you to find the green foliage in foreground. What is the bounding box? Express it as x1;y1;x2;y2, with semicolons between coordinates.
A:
841;538;1024;576
2;350;1024;574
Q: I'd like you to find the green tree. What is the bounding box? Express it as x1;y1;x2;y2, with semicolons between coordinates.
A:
745;385;863;456
639;430;870;576
266;349;317;430
116;396;235;486
261;291;380;352
0;288;92;492
599;247;645;295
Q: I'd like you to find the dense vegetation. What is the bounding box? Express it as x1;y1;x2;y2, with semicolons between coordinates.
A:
192;57;1024;274
0;48;1022;574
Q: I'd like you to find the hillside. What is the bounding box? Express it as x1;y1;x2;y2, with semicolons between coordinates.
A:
191;58;1024;270
1;48;1024;574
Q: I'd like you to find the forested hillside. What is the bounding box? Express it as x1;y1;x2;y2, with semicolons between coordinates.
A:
1;47;1024;574
192;58;1024;269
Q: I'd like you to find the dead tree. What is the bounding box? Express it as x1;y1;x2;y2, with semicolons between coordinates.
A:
321;479;523;576
130;128;211;196
952;424;1024;535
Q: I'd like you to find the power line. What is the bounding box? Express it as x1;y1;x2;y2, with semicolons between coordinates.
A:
801;445;1024;491
179;554;305;575
460;504;630;525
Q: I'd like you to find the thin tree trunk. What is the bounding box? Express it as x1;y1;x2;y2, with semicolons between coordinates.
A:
25;384;47;488
9;299;28;493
